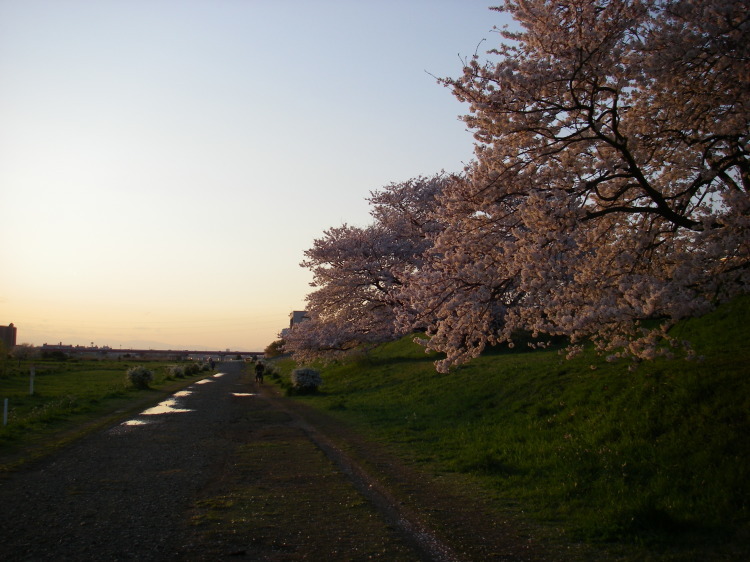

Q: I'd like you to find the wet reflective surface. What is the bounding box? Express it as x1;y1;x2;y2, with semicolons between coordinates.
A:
0;363;251;560
121;419;150;426
111;376;219;433
140;397;194;416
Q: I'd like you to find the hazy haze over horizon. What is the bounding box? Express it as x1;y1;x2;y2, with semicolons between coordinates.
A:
1;0;512;351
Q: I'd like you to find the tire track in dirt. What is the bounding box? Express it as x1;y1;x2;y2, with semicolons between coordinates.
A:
254;385;464;562
239;377;557;561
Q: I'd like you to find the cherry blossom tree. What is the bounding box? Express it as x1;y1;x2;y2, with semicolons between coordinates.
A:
284;175;451;363
399;0;749;371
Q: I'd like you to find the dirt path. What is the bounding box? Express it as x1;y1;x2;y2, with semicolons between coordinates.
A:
0;363;555;561
0;365;248;560
185;367;555;561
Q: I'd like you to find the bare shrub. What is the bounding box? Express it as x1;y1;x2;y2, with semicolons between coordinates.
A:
126;366;153;389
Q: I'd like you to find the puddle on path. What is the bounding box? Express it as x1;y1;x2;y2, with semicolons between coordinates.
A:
231;392;256;397
111;387;197;434
140;397;194;415
121;419;150;427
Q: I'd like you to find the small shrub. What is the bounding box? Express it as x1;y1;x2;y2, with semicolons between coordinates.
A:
264;363;279;379
184;363;201;376
42;350;68;361
126;366;154;389
167;365;185;379
290;368;322;394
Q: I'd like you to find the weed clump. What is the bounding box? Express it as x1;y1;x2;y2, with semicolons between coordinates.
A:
290;368;322;394
167;362;205;379
184;363;201;376
265;363;280;381
167;365;185;379
126;366;154;389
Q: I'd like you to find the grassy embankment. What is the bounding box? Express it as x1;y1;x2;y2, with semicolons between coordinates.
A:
0;358;207;470
271;297;749;557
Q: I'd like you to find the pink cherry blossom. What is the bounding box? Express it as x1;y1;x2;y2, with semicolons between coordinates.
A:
283;175;451;363
289;1;749;372
403;0;749;371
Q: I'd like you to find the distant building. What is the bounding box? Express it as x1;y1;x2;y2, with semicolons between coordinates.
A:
289;311;309;329
279;310;310;339
0;323;17;350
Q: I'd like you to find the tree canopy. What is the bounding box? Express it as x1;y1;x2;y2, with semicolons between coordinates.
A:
283;175;449;363
285;0;749;372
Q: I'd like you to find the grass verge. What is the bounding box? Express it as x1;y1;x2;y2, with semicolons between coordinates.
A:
271;297;750;560
0;359;210;472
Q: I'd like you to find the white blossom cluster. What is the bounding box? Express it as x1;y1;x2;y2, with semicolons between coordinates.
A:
290;368;323;391
285;0;749;373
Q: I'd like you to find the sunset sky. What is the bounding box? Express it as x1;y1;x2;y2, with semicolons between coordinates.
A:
0;0;511;351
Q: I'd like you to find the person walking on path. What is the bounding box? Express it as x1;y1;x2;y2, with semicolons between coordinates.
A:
254;360;265;383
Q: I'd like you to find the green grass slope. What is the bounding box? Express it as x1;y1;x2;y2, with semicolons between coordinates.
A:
278;297;750;557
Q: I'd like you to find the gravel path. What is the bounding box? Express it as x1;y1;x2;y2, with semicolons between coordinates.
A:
0;364;247;561
0;362;554;561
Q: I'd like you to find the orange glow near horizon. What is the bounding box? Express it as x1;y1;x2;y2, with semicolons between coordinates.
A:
0;1;505;351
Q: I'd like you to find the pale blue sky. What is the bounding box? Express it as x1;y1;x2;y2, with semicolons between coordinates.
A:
0;0;511;351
